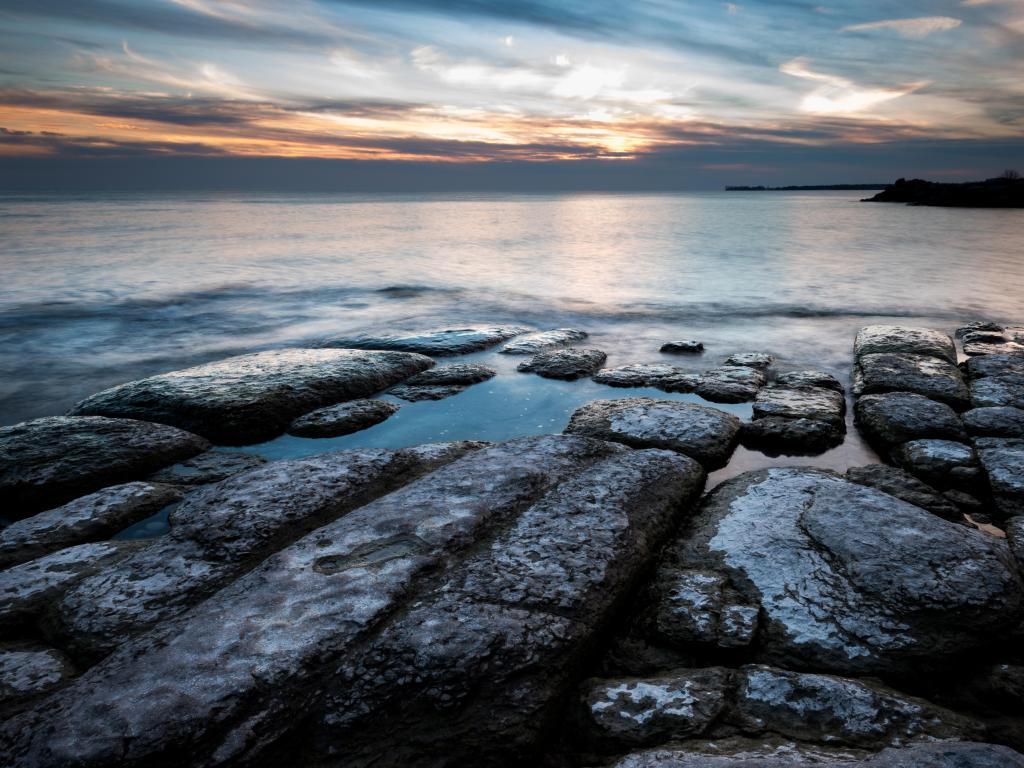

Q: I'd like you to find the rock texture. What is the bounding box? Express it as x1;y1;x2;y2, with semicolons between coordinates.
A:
0;416;208;518
565;398;741;469
594;364;685;389
517;348;607;380
500;328;588;354
854;325;957;364
724;353;774;370
0;647;75;717
147;450;266;486
774;370;844;393
975;438;1024;517
854;392;966;448
853;353;969;410
324;325;530;355
741;373;845;455
660;341;703;354
963;406;1024;438
0;482;183;568
890;439;981;492
845;464;961;521
69;349;433;444
287;399;399;437
686;366;767;403
388;362;495;401
958;322;1024;357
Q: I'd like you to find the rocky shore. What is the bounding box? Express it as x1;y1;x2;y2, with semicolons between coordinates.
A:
1;322;1022;766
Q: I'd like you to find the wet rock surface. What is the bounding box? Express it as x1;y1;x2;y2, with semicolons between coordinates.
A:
854;392;966;448
517;347;607;380
958;322;1024;357
970;373;1024;409
388;362;495;401
0;646;75;717
890;439;981;491
723;352;774;369
594;364;684;389
0;482;182;568
0;416;208;518
324;325;530;355
660;340;704;354
287;398;399;437
499;328;588;354
740;417;844;456
774;370;844;393
963;406;1024;438
147;449;266;486
69;348;433;444
853;353;970;409
687;366;767;403
855;325;957;364
741;373;845;455
975;437;1024;517
565;398;741;469
752;385;845;428
845;464;961;521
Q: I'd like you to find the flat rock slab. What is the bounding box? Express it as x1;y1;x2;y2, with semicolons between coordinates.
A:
970;374;1024;409
518;348;607;380
388;383;466;401
69;348;433;445
388;362;496;401
753;386;845;428
0;416;208;518
740;417;843;456
773;370;844;393
660;341;703;354
287;399;399;438
323;325;530;355
565;398;740;469
723;353;774;369
854;392;966;448
500;328;588;354
963;406;1024;438
965;354;1024;381
0;436;705;767
668;366;767;403
853;353;969;410
845;464;961;521
668;468;1023;675
890;439;981;492
975;438;1024;518
0;482;183;569
0;647;75;717
593;364;684;389
147;450;266;487
960;323;1024;357
855;325;957;364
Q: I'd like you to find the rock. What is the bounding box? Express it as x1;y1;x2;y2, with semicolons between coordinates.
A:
499;328;588;354
660;341;704;354
943;489;984;514
855;325;957;364
853;353;970;410
890;439;981;491
0;542;140;630
593;364;683;389
287;399;399;438
646;567;759;649
0;647;74;716
69;349;433;445
517;348;607;380
970;375;1024;409
387;363;496;402
854;392;966;448
965;354;1024;381
753;386;845;428
975;438;1024;518
845;464;961;521
724;352;774;369
670;468;1023;675
147;450;266;487
54;443;483;661
740;418;844;456
961;324;1024;357
565;398;741;469
0;482;183;569
323;325;530;355
687;366;767;403
963;406;1024;438
957;321;1005;340
387;384;465;401
1009;517;1024;567
0;436;705;767
0;416;208;518
774;370;845;393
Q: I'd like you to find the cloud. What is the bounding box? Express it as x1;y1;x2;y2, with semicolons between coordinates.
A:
780;58;926;115
841;17;962;38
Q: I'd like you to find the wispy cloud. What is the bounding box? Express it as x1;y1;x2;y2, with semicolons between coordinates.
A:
780;58;925;115
841;17;962;38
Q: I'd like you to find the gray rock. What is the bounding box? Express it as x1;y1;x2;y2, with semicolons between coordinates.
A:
854;392;966;448
970;375;1024;409
69;349;433;445
956;321;1005;340
323;325;530;355
565;398;741;469
0;482;183;569
890;439;981;491
0;542;140;630
287;399;399;438
1008;516;1024;567
0;416;208;518
740;417;844;456
943;489;984;514
853;353;970;410
975;438;1024;518
647;567;759;649
963;406;1024;438
387;363;496;401
0;436;704;767
661;341;704;354
55;443;483;661
965;354;1024;381
686;366;767;403
499;328;588;354
724;352;774;369
774;370;845;393
147;450;266;487
845;464;961;521
671;468;1023;675
753;386;846;428
593;364;684;389
387;383;466;401
855;325;957;364
517;348;607;380
961;324;1024;357
0;646;75;716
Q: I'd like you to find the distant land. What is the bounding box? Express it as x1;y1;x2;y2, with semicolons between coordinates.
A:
863;175;1024;208
724;184;887;191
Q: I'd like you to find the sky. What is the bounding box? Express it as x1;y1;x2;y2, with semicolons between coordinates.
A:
1;0;1023;189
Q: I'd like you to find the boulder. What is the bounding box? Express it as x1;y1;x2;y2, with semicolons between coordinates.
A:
960;324;1024;357
0;646;75;717
388;362;495;401
0;482;183;568
742;379;846;456
0;416;208;518
499;328;588;354
853;353;970;410
773;370;844;394
963;406;1024;438
724;352;774;369
975;438;1024;517
565;398;741;469
890;439;981;491
753;386;845;428
147;450;266;487
387;384;465;401
644;566;759;649
323;325;530;355
686;366;767;403
287;399;399;438
669;468;1023;675
854;392;966;448
965;354;1024;381
69;349;433;445
740;417;844;456
854;325;957;364
660;341;704;354
970;375;1024;409
517;348;607;380
0;436;705;767
845;464;961;521
594;364;683;389
54;443;483;661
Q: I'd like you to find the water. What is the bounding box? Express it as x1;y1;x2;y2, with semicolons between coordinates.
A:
2;190;1022;510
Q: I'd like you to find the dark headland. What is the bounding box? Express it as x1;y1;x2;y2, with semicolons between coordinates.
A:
863;174;1024;208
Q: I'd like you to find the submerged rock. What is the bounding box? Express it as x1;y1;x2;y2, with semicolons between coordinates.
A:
975;438;1024;518
724;352;774;370
565;398;741;469
69;348;433;445
0;482;182;568
287;399;399;438
0;416;208;518
147;450;266;487
845;464;961;521
0;647;75;717
853;353;970;410
499;328;588;354
323;325;530;355
388;362;496;401
890;439;981;491
854;392;966;448
517;348;607;380
855;325;957;364
660;341;704;354
963;406;1024;438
